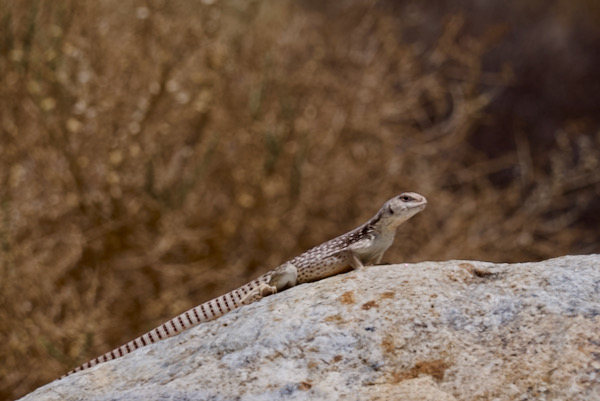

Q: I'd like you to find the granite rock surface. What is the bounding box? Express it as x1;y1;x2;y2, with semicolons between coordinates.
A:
20;255;600;401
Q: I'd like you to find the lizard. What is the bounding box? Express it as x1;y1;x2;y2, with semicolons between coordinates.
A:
62;192;427;378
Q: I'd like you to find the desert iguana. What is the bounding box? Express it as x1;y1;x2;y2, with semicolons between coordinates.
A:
63;192;427;377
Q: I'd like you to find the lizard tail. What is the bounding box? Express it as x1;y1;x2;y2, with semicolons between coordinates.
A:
61;276;270;378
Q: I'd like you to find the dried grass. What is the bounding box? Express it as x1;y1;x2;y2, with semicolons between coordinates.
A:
1;1;599;399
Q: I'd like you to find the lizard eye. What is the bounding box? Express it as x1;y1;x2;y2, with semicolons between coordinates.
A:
399;195;413;202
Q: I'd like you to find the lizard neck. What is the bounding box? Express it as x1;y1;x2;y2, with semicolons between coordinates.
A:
370;207;415;236
366;209;398;236
358;210;399;244
348;212;397;265
362;207;410;251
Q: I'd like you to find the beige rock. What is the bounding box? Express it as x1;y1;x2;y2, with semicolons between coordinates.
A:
365;376;458;401
20;255;600;401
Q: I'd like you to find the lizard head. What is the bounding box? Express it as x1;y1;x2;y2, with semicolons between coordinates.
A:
379;192;427;228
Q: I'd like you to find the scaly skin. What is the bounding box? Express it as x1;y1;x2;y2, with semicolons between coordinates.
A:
62;192;427;378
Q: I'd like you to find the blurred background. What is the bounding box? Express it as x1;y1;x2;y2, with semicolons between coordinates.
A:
1;0;599;398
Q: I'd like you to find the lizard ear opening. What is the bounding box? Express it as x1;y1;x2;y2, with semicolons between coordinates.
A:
388;204;395;215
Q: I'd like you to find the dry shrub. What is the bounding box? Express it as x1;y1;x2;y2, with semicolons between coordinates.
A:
1;0;598;399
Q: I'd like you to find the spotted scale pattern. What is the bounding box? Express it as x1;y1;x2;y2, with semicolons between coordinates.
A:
287;223;376;283
62;192;427;378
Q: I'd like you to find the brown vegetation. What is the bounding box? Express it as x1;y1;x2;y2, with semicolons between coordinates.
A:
1;1;599;399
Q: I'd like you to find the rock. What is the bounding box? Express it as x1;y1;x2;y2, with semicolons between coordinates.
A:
20;255;600;401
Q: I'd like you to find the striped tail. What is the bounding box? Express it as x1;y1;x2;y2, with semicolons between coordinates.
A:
61;275;271;378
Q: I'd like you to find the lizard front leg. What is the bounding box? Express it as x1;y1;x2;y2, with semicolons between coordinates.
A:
240;262;298;305
346;251;365;270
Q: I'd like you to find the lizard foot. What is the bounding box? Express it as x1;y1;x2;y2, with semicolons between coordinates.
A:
240;282;277;305
239;262;298;305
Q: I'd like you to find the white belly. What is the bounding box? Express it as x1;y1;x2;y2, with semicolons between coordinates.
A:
355;233;395;265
